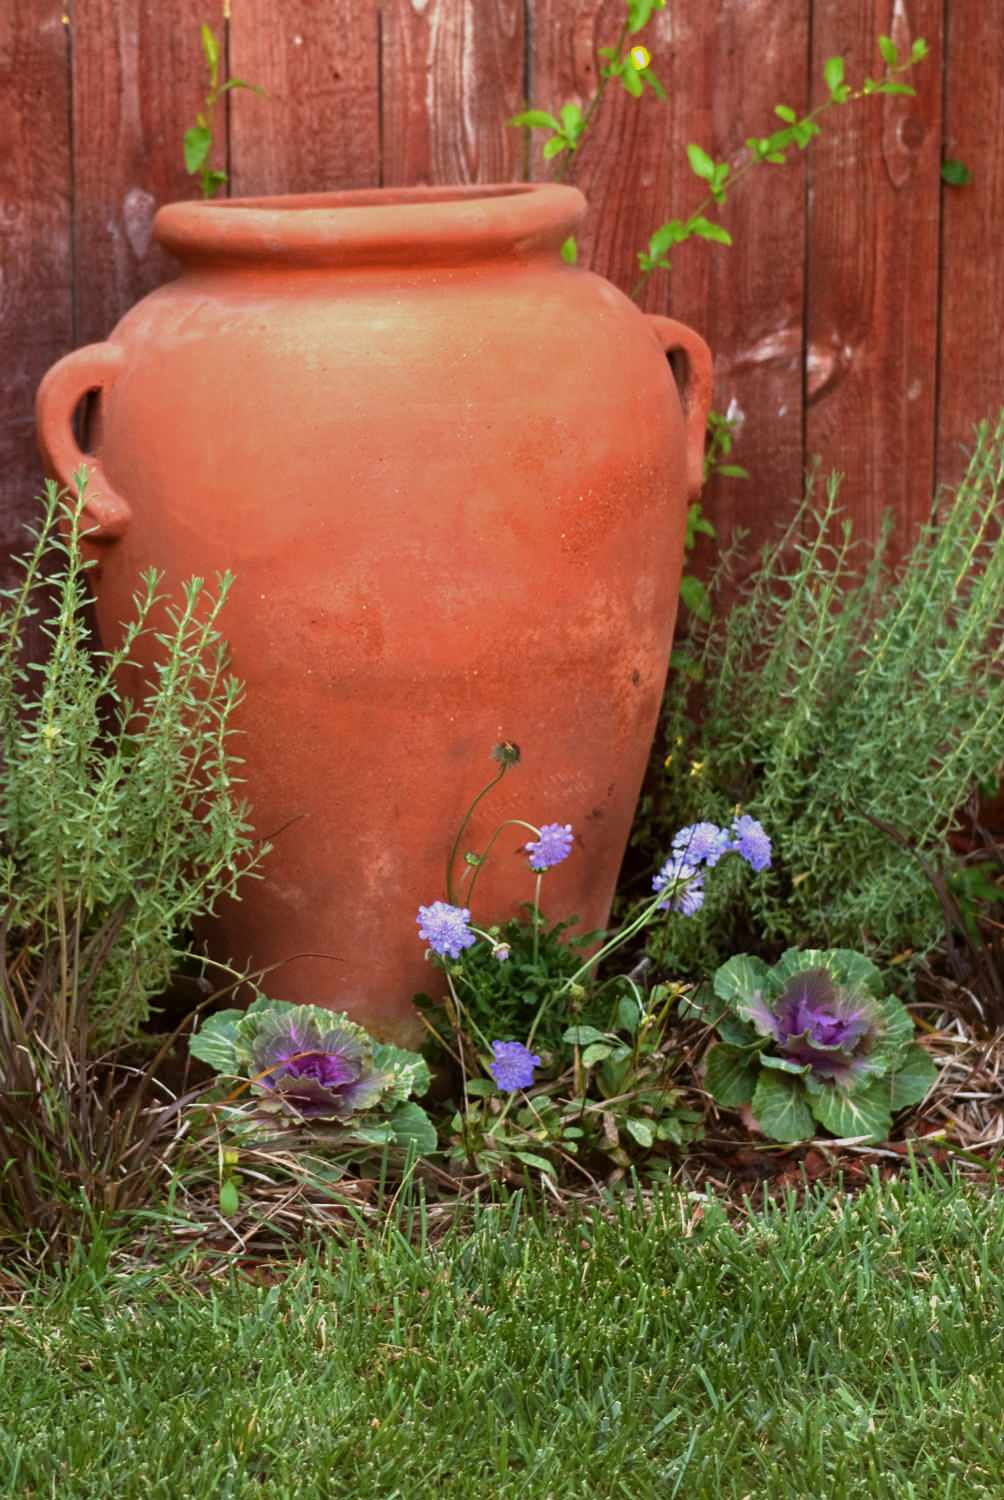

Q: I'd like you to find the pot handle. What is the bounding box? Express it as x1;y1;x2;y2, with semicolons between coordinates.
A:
645;315;713;501
35;342;131;540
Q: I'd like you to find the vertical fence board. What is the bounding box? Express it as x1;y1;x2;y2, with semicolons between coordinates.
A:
381;0;525;186
72;0;216;345
530;0;809;574
0;2;72;572
229;0;379;196
806;0;944;552
661;0;810;571
937;0;1004;486
528;1;675;295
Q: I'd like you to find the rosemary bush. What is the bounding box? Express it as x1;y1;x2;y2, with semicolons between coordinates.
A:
0;475;263;1046
643;415;1004;973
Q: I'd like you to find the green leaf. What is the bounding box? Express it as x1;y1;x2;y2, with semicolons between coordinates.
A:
760;1053;810;1076
620;65;644;98
581;1042;614;1066
941;158;972;187
823;55;845;94
687;216;732;246
183;123;212;174
464;1078;497;1098
878;34;898;66
808;1080;892;1142
562;1025;608;1046
644;69;667;102
627;0;666;32
716;464;749;479
679;575;712;622
219;78;267;97
388;1101;438;1155
560;101;584;137
704;1043;758;1107
542;136;569;160
188;1009;244;1073
716;1015;758;1048
514;1151;556;1175
713;954;772;1009
774;104;797;123
372;1042;432;1101
510;109;561;131
686;143;716;182
886;1044;938;1111
751;1072;814;1143
201;23;220;84
912;37;929;62
218;1177;239;1217
668;647;703;681
202;169;228;198
873;81;916;96
616;994;642;1034
648;219;688;258
560;234;578;264
625;1118;655;1149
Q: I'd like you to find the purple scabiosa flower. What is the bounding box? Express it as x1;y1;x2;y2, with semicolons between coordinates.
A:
525;822;574;872
652;854;705;915
489;1040;541;1092
416;901;476;959
729;814;772;872
671;821;730;868
492;943;511;963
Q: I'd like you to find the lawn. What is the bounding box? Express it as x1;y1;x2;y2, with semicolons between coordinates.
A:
2;1169;1002;1499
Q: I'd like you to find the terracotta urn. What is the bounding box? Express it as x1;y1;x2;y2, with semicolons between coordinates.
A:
36;185;712;1045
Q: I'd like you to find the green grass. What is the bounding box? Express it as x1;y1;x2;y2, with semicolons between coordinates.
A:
2;1171;1002;1499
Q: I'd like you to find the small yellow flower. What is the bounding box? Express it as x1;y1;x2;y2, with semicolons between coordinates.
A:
663;753;674;770
630;45;651;70
688;759;705;777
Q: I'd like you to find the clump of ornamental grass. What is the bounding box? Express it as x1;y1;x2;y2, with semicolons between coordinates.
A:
642;414;1004;977
0;912;201;1266
0;474;264;1046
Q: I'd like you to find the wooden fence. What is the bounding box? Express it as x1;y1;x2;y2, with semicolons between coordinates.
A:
3;0;1002;593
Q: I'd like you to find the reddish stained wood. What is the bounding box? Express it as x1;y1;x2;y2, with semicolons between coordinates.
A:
528;0;676;299
937;0;1004;489
806;0;944;555
530;0;809;581
72;0;216;345
0;2;73;586
229;0;379;196
381;0;525;186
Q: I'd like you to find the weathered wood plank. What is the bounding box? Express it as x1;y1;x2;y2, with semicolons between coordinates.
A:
805;0;944;553
229;0;379;196
0;1;73;577
381;0;525;186
937;0;1004;487
72;0;219;346
529;0;810;577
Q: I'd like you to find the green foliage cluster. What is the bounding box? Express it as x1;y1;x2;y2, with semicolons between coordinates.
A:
698;948;936;1143
183;23;263;198
642;416;1004;973
0;476;263;1045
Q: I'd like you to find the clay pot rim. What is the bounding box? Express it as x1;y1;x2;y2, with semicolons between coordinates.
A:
154;183;587;268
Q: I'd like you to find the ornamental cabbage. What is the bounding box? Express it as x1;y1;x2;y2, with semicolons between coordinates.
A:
189;997;435;1152
701;948;937;1143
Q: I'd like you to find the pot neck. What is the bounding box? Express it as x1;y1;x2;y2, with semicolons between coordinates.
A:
154;184;586;271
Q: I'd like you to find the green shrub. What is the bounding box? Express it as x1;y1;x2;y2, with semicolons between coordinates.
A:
640;414;1004;974
0;474;264;1045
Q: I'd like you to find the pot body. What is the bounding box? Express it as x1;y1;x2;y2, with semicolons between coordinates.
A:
36;185;712;1044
